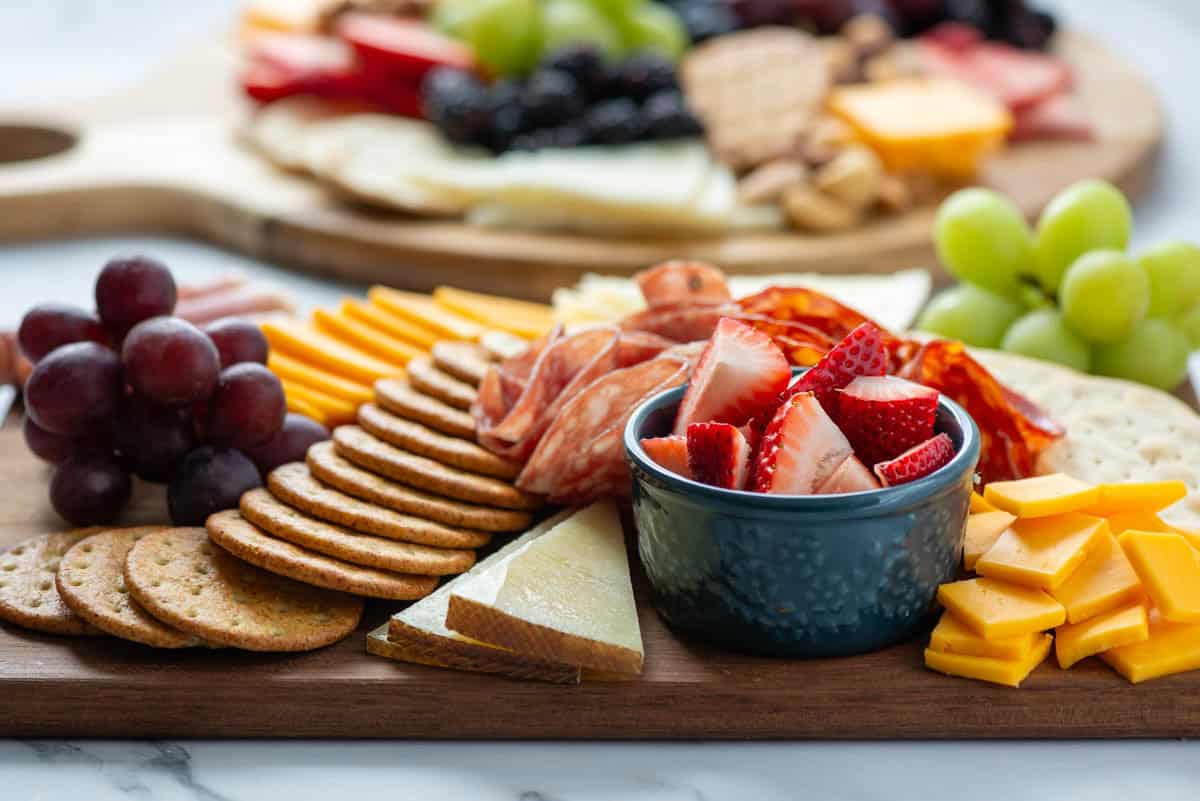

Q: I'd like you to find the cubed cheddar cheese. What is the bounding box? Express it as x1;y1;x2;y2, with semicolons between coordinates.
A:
1051;532;1144;624
925;634;1053;688
1101;612;1200;684
1084;481;1188;517
929;611;1040;661
369;287;484;342
975;513;1107;591
970;492;996;514
963;511;1017;571
937;578;1066;640
984;474;1099;519
433;286;555;340
1055;603;1149;669
1119;530;1200;623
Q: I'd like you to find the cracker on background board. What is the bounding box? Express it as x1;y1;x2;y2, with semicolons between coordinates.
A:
56;527;204;649
358;402;520;480
124;527;364;652
406;357;479;410
374;378;477;439
431;340;493;386
0;528;108;636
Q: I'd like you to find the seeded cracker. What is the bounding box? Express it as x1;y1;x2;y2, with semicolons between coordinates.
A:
431;340;493;386
374;378;476;439
405;356;479;410
0;528;107;636
358;403;519;479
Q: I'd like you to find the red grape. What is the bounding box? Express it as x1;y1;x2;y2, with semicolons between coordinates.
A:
205;363;286;449
23;417;75;463
122;317;220;406
168;446;262;525
50;453;131;525
115;396;196;483
95;255;177;335
242;413;330;475
17;303;107;363
25;342;122;436
203;317;269;368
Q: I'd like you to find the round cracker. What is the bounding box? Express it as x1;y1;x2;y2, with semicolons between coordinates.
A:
374;378;476;439
268;463;491;549
406;357;479;410
56;527;204;648
358;403;519;479
124;527;363;652
240;488;474;576
431;341;492;386
206;512;437;601
307;442;532;532
333;426;541;510
0;528;108;636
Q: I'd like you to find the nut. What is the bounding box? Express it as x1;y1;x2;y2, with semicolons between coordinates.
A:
876;174;913;213
738;160;809;205
864;54;902;83
783;185;861;232
813;145;883;211
800;115;855;166
826;40;862;86
843;14;895;59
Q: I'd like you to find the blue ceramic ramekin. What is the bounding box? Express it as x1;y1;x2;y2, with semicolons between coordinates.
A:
624;375;980;658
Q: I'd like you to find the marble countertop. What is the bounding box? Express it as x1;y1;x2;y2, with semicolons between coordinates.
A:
3;1;1200;797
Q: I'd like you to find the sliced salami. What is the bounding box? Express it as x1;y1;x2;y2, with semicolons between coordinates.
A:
634;261;732;308
620;302;732;343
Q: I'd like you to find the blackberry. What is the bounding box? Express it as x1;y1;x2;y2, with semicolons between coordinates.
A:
642;90;704;139
485;78;529;153
510;124;589;152
585;98;646;145
1004;9;1057;50
541;45;609;99
521;69;587;128
421;67;492;147
943;0;997;37
616;52;679;102
678;1;741;43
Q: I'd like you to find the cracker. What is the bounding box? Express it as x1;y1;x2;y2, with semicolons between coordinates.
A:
268;463;492;548
56;527;204;648
431;340;493;386
307;442;533;532
358;403;519;479
0;528;107;636
125;527;364;651
240;488;475;576
333;426;542;510
375;378;476;439
206;512;437;601
406;357;479;410
480;330;531;362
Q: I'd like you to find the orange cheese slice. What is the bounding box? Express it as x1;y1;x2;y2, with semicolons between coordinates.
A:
281;380;358;427
1083;481;1188;517
1101;611;1200;684
929;611;1039;661
267;352;374;406
1051;532;1143;624
1118;530;1200;623
924;633;1052;688
970;492;996;514
1055;603;1148;670
285;393;328;427
983;474;1099;519
313;308;424;367
937;578;1065;640
975;513;1107;591
340;299;439;350
963;510;1017;571
369;287;484;342
1105;509;1171;538
433;287;554;340
261;318;403;386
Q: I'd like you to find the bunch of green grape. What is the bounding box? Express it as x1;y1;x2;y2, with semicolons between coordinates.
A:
918;179;1200;390
434;0;687;76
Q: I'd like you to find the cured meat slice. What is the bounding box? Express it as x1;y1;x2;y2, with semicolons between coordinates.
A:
615;331;675;366
634;261;732;309
917;29;1072;112
620;302;733;343
1011;93;1093;142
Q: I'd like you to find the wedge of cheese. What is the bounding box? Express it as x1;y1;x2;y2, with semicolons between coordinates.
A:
445;500;644;674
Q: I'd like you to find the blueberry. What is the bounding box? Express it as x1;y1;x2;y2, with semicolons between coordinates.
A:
678;1;741;43
616;52;679;102
585;98;646;145
521;69;586;128
541;45;610;99
642;90;704;140
421;67;493;147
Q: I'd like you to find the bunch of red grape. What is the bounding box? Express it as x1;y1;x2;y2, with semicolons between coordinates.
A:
19;256;329;527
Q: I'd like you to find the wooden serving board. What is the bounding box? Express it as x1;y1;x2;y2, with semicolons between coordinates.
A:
0;31;1162;300
2;425;1200;740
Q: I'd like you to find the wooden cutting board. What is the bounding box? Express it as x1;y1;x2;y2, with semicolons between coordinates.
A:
2;424;1199;740
0;31;1162;300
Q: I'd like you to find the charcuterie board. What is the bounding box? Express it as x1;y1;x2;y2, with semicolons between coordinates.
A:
0;31;1162;300
2;421;1199;741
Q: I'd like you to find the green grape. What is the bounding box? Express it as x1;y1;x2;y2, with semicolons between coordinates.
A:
1093;318;1190;390
1139;241;1200;318
540;0;623;60
1178;304;1200;349
933;188;1035;297
432;0;486;38
462;0;541;75
588;0;644;26
1033;179;1132;293
1001;309;1091;372
1059;250;1149;344
620;3;688;60
1017;283;1053;310
917;284;1023;348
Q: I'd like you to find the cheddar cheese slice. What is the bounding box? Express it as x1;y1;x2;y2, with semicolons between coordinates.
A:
1101;612;1200;684
281;380;358;427
963;510;1017;571
975;513;1107;591
1105;509;1171;537
341;299;439;350
369;287;484;342
1055;603;1148;669
313;308;424;366
970;492;996;514
261;318;403;385
924;634;1053;688
434;286;555;339
984;474;1099;519
285;393;328;426
929;611;1039;661
268;352;374;406
937;578;1065;640
1084;481;1188;517
1119;530;1200;623
1051;532;1143;624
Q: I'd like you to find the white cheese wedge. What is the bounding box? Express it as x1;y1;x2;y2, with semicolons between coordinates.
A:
445;500;644;674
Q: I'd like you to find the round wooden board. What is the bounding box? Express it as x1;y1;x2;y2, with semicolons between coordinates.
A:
0;31;1161;300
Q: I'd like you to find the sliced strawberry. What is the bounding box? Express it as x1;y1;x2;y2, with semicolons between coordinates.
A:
816;455;880;494
687;422;752;490
337;14;475;82
244;34;365;100
834;375;938;468
874;433;956;487
751;392;853;495
641;435;692;480
781;321;886;413
672;318;790;435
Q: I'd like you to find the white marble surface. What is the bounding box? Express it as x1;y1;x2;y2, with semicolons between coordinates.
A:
4;1;1200;798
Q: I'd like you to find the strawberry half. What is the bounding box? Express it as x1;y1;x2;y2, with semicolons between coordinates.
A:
834;375;938;468
816;455;880;494
781;321;886;413
873;433;956;487
337;14;476;81
687;422;752;490
751;392;853;495
673;318;790;435
641;435;692;480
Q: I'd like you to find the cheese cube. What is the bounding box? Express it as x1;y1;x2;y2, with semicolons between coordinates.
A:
929;611;1040;661
970;492;996;514
1084;481;1188;516
984;474;1099;518
963;511;1017;571
1055;603;1148;669
937;578;1066;640
1119;531;1200;623
1051;532;1144;624
1105;509;1170;537
924;634;1053;688
975;513;1107;591
1101;612;1200;684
